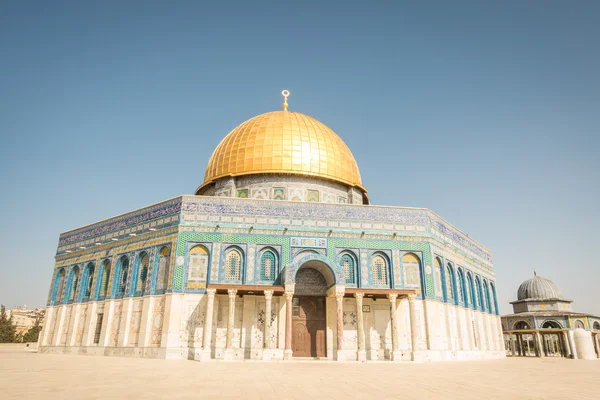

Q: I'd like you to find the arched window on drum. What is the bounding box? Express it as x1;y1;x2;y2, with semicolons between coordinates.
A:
403;253;421;288
434;258;443;297
137;252;149;295
259;250;277;281
188;245;209;284
371;254;389;286
156;247;171;293
467;273;476;309
224;248;243;281
340;253;356;285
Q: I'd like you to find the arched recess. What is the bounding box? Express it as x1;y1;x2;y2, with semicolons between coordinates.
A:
223;246;244;282
115;255;130;297
136;252;150;295
83;262;95;299
542;320;562;329
68;265;81;302
434;257;443;297
188;245;209;285
444;263;456;304
483;280;492;313
285;253;342;287
457;268;467;305
155;246;171;293
402;252;421;289
514;321;531;330
475;276;483;311
338;251;358;286
467;272;476;309
574;320;585;329
371;252;391;287
258;247;278;282
490;282;499;314
593;321;600;330
53;268;67;304
99;260;111;299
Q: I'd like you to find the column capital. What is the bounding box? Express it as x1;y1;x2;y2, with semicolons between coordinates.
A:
285;290;294;300
387;293;398;302
335;292;345;301
354;292;364;300
407;293;417;302
206;288;216;296
264;290;273;300
227;289;237;298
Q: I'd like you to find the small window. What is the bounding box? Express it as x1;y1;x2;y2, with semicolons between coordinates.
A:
457;270;465;303
260;250;276;281
156;247;171;291
69;266;80;301
225;249;242;281
372;255;388;285
55;268;66;303
445;265;454;301
84;264;95;298
101;261;111;297
188;245;209;282
341;254;355;284
117;257;129;296
434;258;443;297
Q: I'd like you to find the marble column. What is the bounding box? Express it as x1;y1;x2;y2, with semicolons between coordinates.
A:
262;290;273;361
354;293;366;362
200;289;216;361
223;289;237;361
336;292;344;356
387;294;401;361
284;290;294;360
536;332;545;357
408;294;419;361
510;335;516;357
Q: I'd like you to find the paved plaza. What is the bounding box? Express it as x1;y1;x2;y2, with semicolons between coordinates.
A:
0;345;598;400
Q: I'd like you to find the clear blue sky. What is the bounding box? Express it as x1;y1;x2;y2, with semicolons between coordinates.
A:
1;1;598;315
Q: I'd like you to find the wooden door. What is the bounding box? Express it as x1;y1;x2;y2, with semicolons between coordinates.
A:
292;296;326;357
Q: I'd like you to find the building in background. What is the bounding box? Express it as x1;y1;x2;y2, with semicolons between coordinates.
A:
502;273;600;359
7;306;45;337
38;92;504;362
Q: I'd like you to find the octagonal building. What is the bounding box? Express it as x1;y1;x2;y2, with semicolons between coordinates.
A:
39;94;504;362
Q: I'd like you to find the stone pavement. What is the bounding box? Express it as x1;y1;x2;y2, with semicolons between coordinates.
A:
0;345;598;400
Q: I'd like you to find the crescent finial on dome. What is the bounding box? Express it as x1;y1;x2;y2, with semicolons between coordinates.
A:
282;90;290;111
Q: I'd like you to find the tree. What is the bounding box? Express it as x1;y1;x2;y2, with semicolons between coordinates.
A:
0;305;16;343
23;317;42;343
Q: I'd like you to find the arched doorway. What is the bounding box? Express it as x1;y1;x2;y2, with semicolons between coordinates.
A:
292;261;333;358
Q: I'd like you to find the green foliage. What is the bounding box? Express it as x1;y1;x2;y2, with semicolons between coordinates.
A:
23;325;42;343
0;305;16;343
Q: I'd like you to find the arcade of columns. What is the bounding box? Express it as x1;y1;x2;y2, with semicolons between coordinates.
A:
201;286;424;361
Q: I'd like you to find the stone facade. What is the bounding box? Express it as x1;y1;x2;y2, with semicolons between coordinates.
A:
39;195;505;362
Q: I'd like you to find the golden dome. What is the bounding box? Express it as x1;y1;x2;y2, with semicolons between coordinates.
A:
197;110;365;193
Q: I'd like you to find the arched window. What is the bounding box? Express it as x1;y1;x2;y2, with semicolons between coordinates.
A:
55;268;66;303
467;273;476;308
456;269;465;303
69;266;80;301
475;277;482;310
188;245;209;282
593;321;600;330
445;265;454;302
483;281;492;313
490;282;498;314
117;256;129;296
514;321;531;330
137;253;149;295
225;248;242;281
371;254;388;286
542;321;561;329
260;250;277;281
84;263;95;298
403;253;421;287
101;260;111;298
434;258;443;297
574;320;585;329
341;253;356;284
156;247;171;291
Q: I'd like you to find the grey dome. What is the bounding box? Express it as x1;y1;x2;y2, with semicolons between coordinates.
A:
517;274;563;300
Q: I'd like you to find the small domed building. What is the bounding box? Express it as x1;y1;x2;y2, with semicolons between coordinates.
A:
502;273;600;359
38;93;505;362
